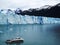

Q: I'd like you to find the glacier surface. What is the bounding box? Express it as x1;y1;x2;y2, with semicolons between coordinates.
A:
0;9;60;24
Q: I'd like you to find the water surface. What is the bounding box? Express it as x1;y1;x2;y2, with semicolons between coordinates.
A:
0;24;60;45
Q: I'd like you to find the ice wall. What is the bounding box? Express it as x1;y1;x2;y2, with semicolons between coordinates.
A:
0;9;60;24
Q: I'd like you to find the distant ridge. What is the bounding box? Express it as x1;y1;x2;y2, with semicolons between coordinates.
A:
15;3;60;18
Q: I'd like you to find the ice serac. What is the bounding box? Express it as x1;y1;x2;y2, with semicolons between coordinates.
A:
0;10;7;24
0;9;60;24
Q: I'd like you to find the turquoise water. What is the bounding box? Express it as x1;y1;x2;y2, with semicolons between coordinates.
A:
0;24;60;45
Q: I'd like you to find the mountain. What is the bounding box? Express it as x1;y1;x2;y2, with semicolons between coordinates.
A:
16;3;60;18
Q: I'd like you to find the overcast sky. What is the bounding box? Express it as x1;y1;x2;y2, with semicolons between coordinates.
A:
0;0;60;10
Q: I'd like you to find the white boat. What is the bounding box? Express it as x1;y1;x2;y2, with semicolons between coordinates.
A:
5;37;24;44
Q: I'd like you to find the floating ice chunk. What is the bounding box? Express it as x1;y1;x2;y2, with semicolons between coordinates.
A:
0;31;3;33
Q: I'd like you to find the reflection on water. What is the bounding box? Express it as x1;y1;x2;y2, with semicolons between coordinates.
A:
0;24;60;45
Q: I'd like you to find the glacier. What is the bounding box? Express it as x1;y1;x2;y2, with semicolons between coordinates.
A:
0;9;60;24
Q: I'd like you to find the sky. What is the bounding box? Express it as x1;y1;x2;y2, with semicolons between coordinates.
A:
0;0;60;10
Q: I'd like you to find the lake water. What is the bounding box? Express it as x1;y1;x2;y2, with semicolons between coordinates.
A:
0;24;60;45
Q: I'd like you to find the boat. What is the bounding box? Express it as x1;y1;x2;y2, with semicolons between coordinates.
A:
5;37;24;44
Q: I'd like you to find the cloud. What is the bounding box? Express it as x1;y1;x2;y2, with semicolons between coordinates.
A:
0;0;60;9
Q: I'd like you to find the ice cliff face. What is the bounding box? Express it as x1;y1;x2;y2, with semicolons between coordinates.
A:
0;9;60;24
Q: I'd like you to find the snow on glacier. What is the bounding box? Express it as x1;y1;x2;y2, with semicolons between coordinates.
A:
0;9;60;24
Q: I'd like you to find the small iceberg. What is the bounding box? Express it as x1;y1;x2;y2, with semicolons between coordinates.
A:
0;31;3;34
